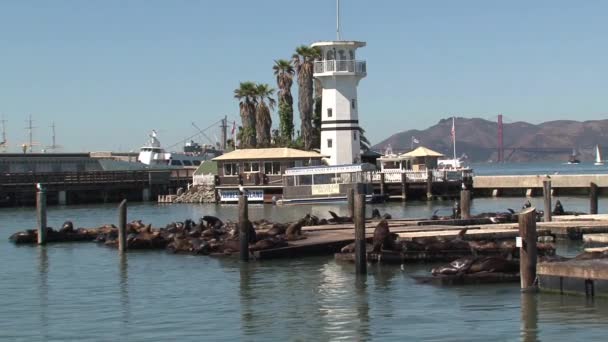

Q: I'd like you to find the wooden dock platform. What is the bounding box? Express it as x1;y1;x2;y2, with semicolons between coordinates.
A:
538;259;608;298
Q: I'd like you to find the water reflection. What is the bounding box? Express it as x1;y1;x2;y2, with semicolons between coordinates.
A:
239;262;254;336
119;253;130;336
37;246;49;340
354;276;370;341
520;293;538;342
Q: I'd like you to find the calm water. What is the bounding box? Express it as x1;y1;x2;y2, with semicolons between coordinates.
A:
2;196;608;341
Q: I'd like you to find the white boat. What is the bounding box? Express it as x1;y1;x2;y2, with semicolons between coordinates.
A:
137;130;222;167
595;145;604;166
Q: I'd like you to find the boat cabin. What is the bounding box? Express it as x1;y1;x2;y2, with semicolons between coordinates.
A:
280;163;378;204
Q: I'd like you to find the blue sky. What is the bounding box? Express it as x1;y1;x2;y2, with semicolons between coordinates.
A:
1;0;607;152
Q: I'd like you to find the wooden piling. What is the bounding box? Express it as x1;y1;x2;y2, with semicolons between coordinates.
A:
239;194;250;262
400;173;407;202
379;173;386;197
347;188;355;218
118;199;127;253
460;190;471;219
590;182;598;215
426;169;433;200
354;193;367;274
543;180;552;222
519;207;538;291
36;190;47;245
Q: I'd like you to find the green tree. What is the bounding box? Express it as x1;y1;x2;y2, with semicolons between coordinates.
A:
234;82;258;148
292;45;321;150
254;83;275;147
272;59;295;145
312;78;323;149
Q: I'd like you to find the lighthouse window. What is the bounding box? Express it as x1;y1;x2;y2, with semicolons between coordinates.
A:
351;99;356;109
328;139;333;148
327;108;333;118
354;132;357;141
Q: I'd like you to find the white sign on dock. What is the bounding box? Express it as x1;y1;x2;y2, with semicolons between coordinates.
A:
516;236;522;248
311;183;340;195
220;190;264;202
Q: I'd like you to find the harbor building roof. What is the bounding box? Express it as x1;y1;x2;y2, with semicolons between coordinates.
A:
212;148;324;161
400;146;444;158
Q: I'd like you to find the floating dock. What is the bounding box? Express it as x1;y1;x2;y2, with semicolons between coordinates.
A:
473;174;608;197
538;257;608;298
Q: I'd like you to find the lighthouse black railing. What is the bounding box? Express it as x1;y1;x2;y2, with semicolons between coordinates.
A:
314;60;366;74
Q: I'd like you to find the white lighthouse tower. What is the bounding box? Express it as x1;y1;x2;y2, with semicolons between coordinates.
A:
312;34;366;165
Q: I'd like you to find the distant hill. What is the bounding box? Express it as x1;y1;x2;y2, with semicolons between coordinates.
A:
372;117;608;162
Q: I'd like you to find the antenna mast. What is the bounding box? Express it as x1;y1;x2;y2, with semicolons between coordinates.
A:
26;115;35;152
336;0;341;40
0;116;6;152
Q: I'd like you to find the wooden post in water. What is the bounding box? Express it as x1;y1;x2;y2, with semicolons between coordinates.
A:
590;182;598;215
400;173;407;202
118;199;127;253
426;169;433;200
354;193;367;274
36;189;47;245
347;188;355;218
379;173;386;197
518;207;537;291
239;194;250;262
460;190;471;219
543;180;552;222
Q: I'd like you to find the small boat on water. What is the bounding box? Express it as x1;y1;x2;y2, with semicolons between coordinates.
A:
567;148;580;165
137;130;222;167
595;145;604;166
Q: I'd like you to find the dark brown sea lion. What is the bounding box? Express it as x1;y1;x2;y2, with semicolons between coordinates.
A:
286;218;306;241
328;211;352;224
202;215;223;229
372;220;398;253
467;256;518;274
60;221;74;234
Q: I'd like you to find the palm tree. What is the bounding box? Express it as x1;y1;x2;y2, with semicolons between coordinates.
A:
254;83;275;147
292;45;321;150
234;82;258;148
359;127;371;151
273;59;295;145
312;78;323;149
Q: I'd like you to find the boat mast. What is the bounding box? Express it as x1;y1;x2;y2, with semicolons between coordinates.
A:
0;115;6;152
452;116;456;161
26;115;35;152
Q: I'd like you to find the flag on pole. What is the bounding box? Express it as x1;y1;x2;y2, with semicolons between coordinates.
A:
451;117;455;143
411;136;420;144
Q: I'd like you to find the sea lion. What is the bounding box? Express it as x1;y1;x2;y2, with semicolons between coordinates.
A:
372;219;397;253
202;215;223;229
371;208;381;219
467;256;518;274
553;200;565;215
431;257;475;276
286;218;306;241
328;211;352;224
60;221;74;234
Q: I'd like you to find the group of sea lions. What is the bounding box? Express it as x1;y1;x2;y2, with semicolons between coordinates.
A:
431;256;519;276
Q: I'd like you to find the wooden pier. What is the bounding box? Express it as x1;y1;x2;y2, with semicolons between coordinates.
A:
473;174;608;197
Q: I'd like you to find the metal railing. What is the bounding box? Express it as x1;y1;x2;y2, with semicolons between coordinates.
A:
314;60;366;74
372;169;471;183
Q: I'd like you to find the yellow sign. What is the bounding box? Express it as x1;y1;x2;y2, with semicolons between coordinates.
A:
312;183;340;195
